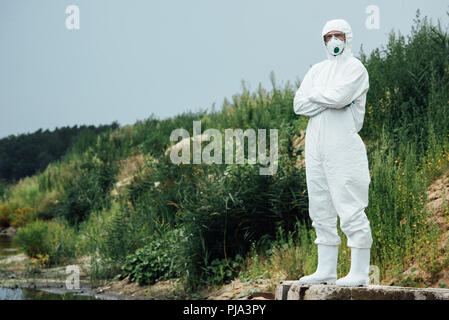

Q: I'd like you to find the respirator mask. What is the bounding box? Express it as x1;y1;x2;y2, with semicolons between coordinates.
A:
325;36;346;56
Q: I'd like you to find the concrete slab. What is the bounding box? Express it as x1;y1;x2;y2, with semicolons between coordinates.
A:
275;281;449;300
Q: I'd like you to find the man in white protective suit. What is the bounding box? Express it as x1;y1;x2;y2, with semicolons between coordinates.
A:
293;19;373;287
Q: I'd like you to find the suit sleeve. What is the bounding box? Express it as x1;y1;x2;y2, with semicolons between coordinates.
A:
293;66;327;117
308;62;369;109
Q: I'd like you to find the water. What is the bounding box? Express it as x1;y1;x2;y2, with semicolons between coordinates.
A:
0;234;101;300
0;287;100;300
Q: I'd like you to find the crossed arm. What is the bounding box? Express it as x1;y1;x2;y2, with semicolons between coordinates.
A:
293;62;369;117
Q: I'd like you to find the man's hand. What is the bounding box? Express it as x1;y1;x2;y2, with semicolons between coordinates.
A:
345;100;355;107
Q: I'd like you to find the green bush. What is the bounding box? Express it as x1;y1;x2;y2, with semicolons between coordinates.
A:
121;229;183;285
361;11;449;155
55;150;117;228
178;153;308;290
0;205;10;228
14;219;77;266
203;255;245;286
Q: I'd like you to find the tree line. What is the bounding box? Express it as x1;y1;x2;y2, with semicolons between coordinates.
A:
0;122;120;184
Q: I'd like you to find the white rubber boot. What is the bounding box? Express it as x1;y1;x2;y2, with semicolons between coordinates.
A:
298;244;338;285
335;247;370;287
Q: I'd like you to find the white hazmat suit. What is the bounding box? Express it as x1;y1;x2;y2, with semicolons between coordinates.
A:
294;19;372;286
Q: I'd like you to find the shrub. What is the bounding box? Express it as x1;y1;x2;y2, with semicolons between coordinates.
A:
203;255;245;286
361;11;449;155
55;151;117;227
10;206;37;228
178;153;308;290
81;200;161;282
122;229;183;285
15;220;48;258
0;204;10;228
14;219;77;266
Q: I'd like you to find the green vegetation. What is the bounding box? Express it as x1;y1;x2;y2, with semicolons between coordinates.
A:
122;228;183;285
14;219;77;266
0;123;119;183
1;10;449;296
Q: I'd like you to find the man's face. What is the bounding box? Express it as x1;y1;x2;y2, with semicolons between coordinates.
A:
324;30;346;44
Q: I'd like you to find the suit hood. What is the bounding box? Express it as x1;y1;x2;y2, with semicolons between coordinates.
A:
322;19;353;61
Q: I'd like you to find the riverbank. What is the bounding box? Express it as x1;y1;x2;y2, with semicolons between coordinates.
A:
0;250;276;300
0;252;180;300
0;227;17;236
2;165;449;300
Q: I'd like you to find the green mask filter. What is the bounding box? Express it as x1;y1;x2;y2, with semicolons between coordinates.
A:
326;36;345;57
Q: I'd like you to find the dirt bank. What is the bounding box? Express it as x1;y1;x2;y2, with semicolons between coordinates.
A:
0;252;275;300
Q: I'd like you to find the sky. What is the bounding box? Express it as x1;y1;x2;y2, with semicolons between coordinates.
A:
0;0;448;138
